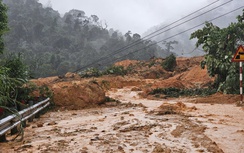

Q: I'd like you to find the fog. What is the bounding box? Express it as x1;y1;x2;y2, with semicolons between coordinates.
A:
38;0;211;34
38;0;243;56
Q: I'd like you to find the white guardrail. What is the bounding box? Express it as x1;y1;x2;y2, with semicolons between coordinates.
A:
0;98;50;136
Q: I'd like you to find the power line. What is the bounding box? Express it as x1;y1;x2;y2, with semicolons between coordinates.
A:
74;0;232;72
142;0;220;39
73;0;221;72
107;0;233;55
74;1;222;72
101;0;233;62
104;0;222;55
135;0;233;43
111;6;244;62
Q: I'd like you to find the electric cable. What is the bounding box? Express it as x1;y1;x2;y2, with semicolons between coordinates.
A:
73;0;222;72
105;0;232;57
110;6;244;63
74;0;234;72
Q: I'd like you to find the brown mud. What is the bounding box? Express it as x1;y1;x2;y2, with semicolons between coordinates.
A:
1;56;244;153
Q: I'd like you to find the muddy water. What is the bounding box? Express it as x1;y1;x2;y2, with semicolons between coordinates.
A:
0;87;244;153
108;87;244;153
187;103;244;153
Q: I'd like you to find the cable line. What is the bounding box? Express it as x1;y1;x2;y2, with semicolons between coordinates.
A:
73;0;221;72
111;6;244;62
104;0;223;55
74;0;233;72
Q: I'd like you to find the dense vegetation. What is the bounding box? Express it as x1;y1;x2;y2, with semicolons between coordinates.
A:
162;54;177;72
0;0;52;123
2;0;164;78
190;9;244;94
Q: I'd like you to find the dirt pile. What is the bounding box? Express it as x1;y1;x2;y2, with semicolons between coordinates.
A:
114;59;139;68
31;74;146;109
51;81;105;109
32;76;106;109
153;65;213;89
152;102;197;115
115;56;212;90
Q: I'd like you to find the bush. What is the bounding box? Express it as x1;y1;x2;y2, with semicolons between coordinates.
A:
3;53;30;81
103;65;127;76
162;54;176;71
79;67;102;78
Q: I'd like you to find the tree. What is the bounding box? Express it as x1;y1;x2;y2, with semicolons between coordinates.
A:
162;54;176;72
190;10;244;93
162;40;178;53
132;33;141;40
91;15;99;23
0;0;9;53
125;31;132;42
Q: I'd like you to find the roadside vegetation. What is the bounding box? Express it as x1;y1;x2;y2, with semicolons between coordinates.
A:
79;65;127;78
0;0;53;121
190;10;244;94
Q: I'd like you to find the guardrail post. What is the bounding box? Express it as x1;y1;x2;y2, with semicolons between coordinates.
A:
0;134;6;142
10;126;18;135
28;101;34;122
19;103;27;128
10;107;18;135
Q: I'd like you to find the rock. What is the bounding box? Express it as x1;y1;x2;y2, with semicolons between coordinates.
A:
47;121;57;126
37;123;43;127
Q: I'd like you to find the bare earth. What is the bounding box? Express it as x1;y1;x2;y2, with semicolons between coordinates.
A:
1;87;244;153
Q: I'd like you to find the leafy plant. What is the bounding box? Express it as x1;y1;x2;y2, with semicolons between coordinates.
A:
38;85;53;100
103;65;127;76
162;54;177;72
3;53;30;81
0;67;25;108
190;10;244;94
0;0;8;54
79;67;102;78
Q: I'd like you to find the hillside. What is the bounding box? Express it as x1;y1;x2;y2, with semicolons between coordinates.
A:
2;0;166;78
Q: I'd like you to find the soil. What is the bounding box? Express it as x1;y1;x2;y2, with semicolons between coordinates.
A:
1;56;244;153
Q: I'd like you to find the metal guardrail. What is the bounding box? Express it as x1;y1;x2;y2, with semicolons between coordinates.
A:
0;98;50;136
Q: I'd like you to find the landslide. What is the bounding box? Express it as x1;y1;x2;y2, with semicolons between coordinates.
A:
31;56;234;109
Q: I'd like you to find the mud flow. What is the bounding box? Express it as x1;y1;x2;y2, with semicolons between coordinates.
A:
1;57;244;152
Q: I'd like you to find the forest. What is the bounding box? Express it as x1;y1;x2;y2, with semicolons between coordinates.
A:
1;0;168;78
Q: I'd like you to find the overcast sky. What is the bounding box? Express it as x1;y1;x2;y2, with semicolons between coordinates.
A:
38;0;242;35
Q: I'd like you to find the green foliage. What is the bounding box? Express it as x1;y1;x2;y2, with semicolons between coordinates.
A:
162;54;177;71
79;65;128;78
150;87;217;98
0;67;25;107
190;10;244;94
38;85;53;100
79;67;102;78
148;60;156;68
104;96;119;103
104;65;127;76
0;0;9;54
3;53;30;81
